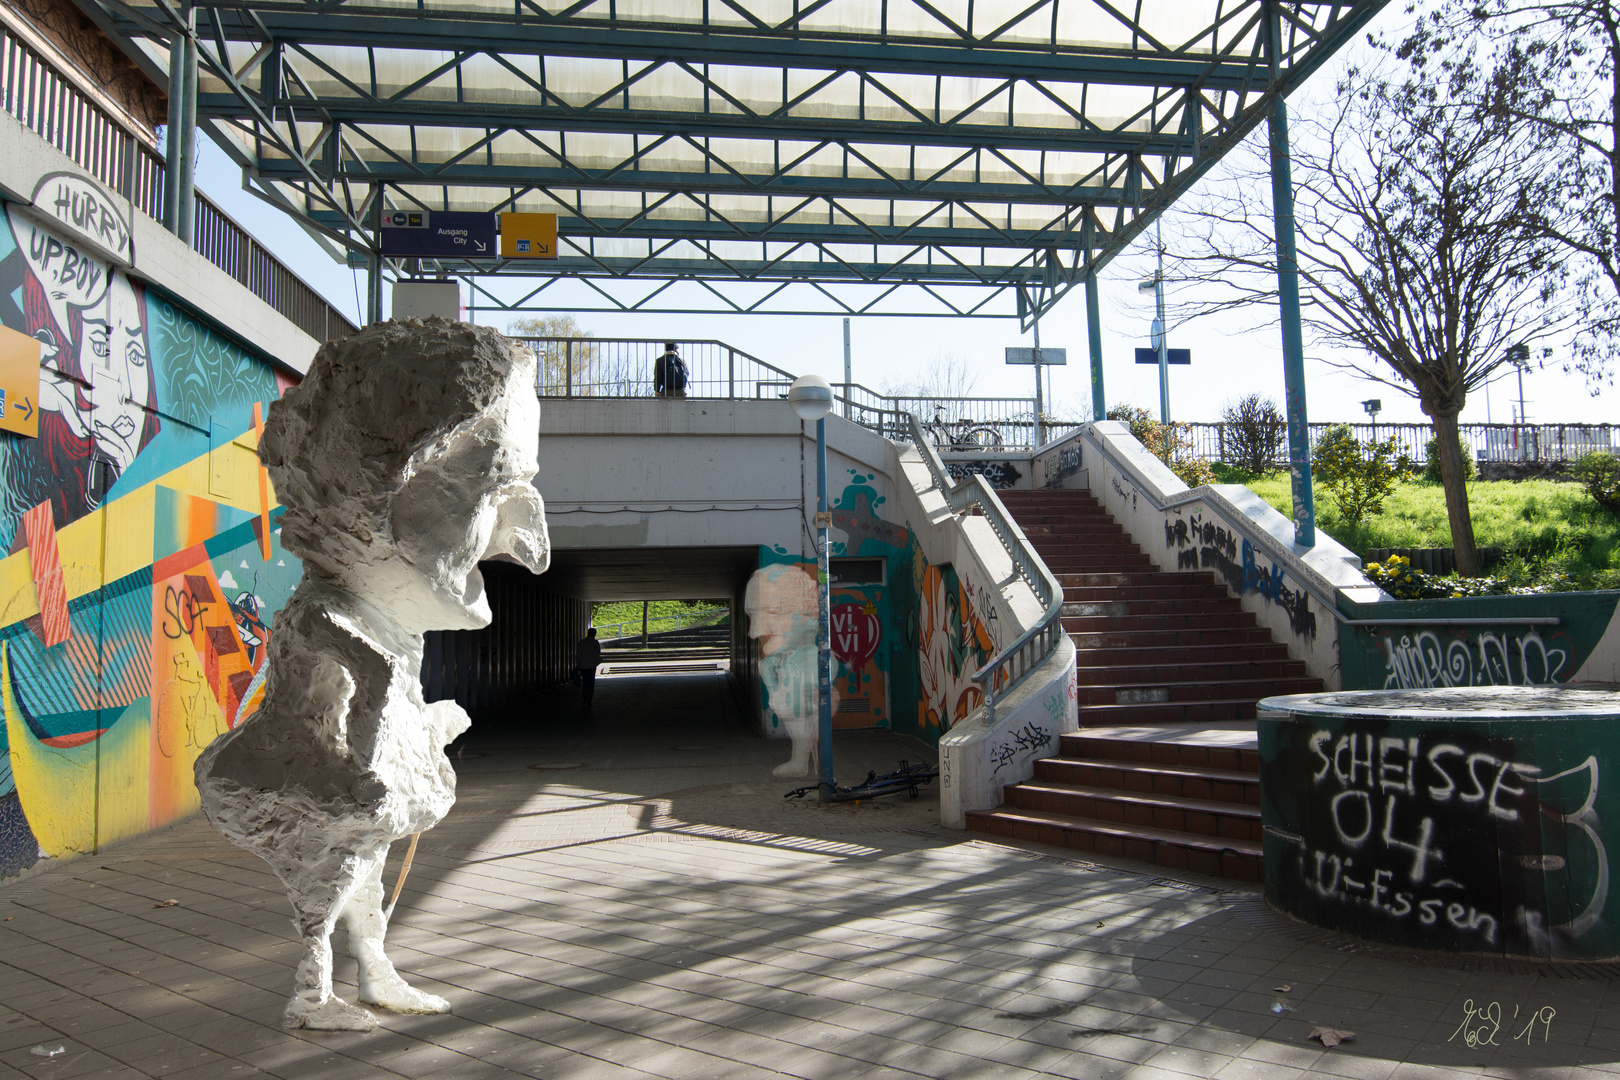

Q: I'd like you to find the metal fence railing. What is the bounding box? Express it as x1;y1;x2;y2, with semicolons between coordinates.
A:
1183;421;1617;466
0;18;356;345
516;336;1053;451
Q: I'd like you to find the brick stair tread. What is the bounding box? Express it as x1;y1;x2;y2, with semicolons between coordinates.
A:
965;807;1263;857
1009;780;1260;819
1079;677;1321;695
1041;755;1258;784
1075;660;1307;680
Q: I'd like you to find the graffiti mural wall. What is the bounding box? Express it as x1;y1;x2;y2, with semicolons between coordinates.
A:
1337;593;1620;691
0;198;300;878
752;468;1007;748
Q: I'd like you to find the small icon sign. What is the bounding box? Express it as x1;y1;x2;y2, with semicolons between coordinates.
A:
378;211;497;258
499;213;558;259
0;325;41;439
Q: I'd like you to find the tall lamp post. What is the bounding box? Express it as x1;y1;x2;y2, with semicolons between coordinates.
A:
788;374;836;801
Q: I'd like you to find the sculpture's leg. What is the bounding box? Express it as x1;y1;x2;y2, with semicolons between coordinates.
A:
284;899;377;1031
346;849;450;1015
773;719;817;777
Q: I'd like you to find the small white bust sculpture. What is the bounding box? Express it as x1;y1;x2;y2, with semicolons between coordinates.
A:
195;317;548;1031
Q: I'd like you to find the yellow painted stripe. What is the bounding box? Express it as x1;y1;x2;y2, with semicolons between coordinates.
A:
0;424;282;616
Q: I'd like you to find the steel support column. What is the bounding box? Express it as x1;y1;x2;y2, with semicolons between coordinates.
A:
1268;97;1316;548
1086;272;1106;422
161;8;197;237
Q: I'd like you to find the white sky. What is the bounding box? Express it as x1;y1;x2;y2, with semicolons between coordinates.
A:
190;4;1616;429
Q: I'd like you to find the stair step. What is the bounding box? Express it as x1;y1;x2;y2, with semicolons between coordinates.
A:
963;807;1263;881
1075;677;1321;707
1062;612;1259;632
1060;584;1233;603
1075;659;1308;685
1069;633;1287;655
1035;757;1261;804
1002;782;1262;842
1061;597;1244;617
1059;734;1260;773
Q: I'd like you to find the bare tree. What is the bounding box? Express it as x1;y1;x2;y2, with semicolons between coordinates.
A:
881;350;981;400
1220;393;1287;474
1409;1;1620;384
506;314;636;396
1165;53;1575;576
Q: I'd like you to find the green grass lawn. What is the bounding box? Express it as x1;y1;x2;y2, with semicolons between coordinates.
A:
1241;473;1620;580
590;599;728;637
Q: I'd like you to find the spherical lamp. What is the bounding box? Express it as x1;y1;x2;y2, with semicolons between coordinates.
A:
787;374;835;422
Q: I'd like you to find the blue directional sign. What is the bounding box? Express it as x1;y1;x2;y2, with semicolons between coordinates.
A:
379;210;497;258
1135;348;1190;365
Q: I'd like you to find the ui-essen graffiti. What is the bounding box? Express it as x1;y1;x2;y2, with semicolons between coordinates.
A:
1166;511;1316;640
1262;715;1614;957
0;202;300;878
1379;628;1572;688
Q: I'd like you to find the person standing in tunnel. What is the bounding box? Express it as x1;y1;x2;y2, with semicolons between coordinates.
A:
576;627;602;706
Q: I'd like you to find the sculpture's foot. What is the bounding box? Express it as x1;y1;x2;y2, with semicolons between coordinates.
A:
284;994;378;1031
773;758;812;777
358;975;451;1015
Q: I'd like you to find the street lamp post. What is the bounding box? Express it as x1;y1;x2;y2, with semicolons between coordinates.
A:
788;374;836;801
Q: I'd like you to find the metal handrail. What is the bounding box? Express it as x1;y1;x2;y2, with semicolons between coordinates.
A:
905;411;1065;726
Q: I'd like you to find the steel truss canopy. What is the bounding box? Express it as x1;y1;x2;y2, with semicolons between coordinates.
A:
85;0;1387;318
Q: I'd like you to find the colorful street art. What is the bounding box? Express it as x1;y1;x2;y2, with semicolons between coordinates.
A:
754;467;1007;746
0;198;300;879
913;555;1002;737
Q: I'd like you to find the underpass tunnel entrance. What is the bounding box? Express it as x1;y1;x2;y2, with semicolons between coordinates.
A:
421;547;762;742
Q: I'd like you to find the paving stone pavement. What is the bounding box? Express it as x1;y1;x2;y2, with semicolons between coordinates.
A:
2;670;1617;1079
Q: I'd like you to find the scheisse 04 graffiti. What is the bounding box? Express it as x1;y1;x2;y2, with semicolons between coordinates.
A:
0;198;300;878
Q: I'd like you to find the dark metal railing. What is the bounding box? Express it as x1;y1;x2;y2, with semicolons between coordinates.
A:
0;20;355;344
1183;421;1617;466
515;336;1050;450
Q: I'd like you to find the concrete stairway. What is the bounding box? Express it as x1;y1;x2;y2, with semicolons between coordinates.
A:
965;488;1323;881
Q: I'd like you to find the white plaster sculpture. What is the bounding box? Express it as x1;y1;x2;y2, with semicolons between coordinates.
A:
743;563;832;776
195;317;548;1031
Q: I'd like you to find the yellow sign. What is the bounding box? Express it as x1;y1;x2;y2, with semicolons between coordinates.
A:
0;325;41;439
499;212;559;259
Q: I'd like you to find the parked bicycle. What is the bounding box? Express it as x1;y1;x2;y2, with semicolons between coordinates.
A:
922;404;1003;450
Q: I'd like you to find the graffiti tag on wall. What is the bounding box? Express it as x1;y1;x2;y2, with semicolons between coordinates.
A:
945;460;1021;489
1166;512;1316;639
915;558;1001;735
1264;719;1608;956
1041;444;1082;489
990;720;1052;774
1381;629;1570;688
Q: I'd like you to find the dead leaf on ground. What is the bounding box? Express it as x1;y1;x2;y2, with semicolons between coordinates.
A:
1273;984;1292;993
1309;1027;1355;1048
154;899;179;908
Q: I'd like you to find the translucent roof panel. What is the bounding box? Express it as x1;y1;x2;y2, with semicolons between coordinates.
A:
99;0;1391;316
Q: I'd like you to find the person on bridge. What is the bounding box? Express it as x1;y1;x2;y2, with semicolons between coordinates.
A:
576;627;602;706
653;342;687;398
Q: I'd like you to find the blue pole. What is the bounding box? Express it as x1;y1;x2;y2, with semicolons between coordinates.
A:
1086;272;1106;421
1269;98;1316;548
815;417;834;801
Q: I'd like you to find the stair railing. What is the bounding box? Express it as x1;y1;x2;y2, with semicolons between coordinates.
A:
905;411;1065;725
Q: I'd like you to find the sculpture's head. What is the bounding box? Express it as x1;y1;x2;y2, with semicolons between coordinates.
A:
743;563;817;653
261;316;549;632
